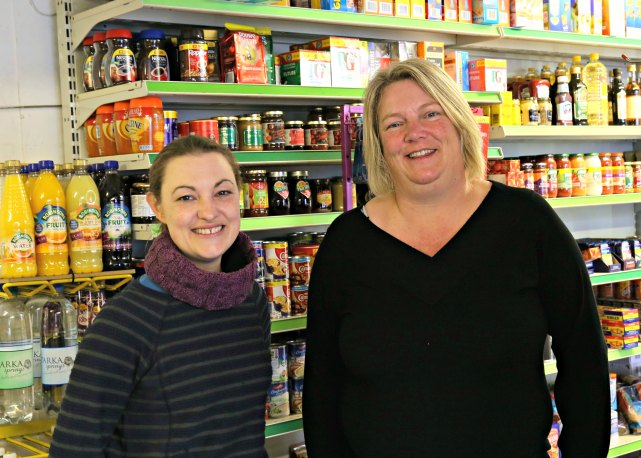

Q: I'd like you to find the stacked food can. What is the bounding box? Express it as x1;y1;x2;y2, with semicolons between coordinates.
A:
267;339;306;418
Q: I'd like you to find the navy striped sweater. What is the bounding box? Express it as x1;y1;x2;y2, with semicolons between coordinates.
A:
49;279;271;458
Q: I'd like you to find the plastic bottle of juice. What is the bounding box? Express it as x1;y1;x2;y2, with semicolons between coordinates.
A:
24;163;40;204
0;161;37;278
66;159;103;274
31;160;69;276
582;53;609;126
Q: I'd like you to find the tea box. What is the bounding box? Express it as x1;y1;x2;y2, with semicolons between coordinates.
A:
468;58;507;92
279;50;332;86
308;36;363;88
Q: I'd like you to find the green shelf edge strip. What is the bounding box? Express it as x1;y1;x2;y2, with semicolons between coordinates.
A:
545;346;641;376
590;269;641;286
608;436;641;457
240;212;341;231
501;26;641;48
548;194;641;208
271;316;307;333
265;417;303;437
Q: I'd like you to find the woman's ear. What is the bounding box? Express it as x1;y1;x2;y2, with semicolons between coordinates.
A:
146;193;164;223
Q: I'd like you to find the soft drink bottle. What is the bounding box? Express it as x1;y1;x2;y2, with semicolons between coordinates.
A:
31;160;69;276
0;296;34;424
100;161;132;270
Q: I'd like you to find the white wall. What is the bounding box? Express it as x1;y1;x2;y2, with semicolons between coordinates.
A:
0;0;63;163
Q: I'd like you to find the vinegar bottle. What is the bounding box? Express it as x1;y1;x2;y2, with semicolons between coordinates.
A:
66;159;103;274
582;53;609;126
31;160;69;276
100;161;132;270
0;297;33;425
1;160;37;278
41;290;78;417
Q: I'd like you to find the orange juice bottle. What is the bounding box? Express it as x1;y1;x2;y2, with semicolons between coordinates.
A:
66;159;103;274
31;160;69;276
24;163;40;204
1;160;37;278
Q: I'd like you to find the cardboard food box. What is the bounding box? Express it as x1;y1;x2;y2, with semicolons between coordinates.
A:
602;0;625;36
220;29;267;84
591;0;604;33
544;0;571;31
368;42;392;80
411;0;427;17
468;58;507;92
396;0;412;15
572;0;593;33
531;0;545;28
279;50;332;86
490;91;514;125
427;0;444;19
379;0;395;15
359;40;370;87
511;0;530;26
473;0;500;23
444;50;470;90
443;0;459;20
308;36;363;88
498;0;510;24
390;41;418;62
417;41;445;68
311;0;358;11
459;0;473;21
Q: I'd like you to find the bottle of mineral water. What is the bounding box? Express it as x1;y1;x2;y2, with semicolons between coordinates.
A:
0;296;34;424
41;291;78;417
25;293;51;411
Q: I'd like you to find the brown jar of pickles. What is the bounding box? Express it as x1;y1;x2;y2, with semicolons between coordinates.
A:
262;111;285;151
305;120;328;150
239;115;263;151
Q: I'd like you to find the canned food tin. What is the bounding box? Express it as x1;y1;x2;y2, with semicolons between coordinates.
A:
288;255;311;286
270;344;288;382
290;285;308;316
177;121;190;137
265;280;291;319
268;382;290;419
292;243;320;266
252;240;265;282
289;379;304;415
263;241;289;281
163;110;178;146
286;339;306;380
287;232;314;253
189;119;219;142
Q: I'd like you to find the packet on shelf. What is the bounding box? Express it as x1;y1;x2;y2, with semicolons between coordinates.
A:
279;50;331;86
220;24;267;84
468;58;508;92
417;42;445;69
308;36;362;88
578;239;622;273
544;0;571;31
445;50;470;91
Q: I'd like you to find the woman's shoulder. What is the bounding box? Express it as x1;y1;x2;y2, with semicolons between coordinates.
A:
488;180;555;212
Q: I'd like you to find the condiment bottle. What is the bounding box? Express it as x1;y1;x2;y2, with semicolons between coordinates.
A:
521;97;539;126
102;29;137;87
91;32;107;90
554;76;573;126
311;178;332;212
533;162;549;197
569;64;588;125
626;64;641;125
610;67;626;125
538;98;552;125
585;152;603;196
545;154;558;198
625;161;635;193
289;171;312;214
570;154;587;197
81;36;95;92
245;170;268;217
522;163;534;190
138;29;170;81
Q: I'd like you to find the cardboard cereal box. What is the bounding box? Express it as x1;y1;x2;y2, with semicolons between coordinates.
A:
396;0;412;15
379;0;395;15
602;0;625;36
544;0;572;31
308;36;363;88
443;0;459;20
459;0;473;21
279;50;332;86
417;42;445;68
591;0;604;32
411;0;427;16
497;0;511;24
468;58;507;92
444;50;470;90
511;0;530;26
364;0;379;13
390;41;418;62
473;0;500;23
427;0;444;18
572;0;593;33
531;0;545;27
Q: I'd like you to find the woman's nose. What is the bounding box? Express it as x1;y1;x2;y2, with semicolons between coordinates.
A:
404;118;427;142
198;197;217;219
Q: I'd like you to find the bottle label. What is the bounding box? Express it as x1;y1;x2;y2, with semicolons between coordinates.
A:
147;49;169;81
242;125;263;148
41;346;78;385
34;205;68;254
317;189;332;206
557;101;573;122
32;338;41;378
2;231;35;264
272;180;289;200
627;94;641;120
249;181;268;210
296;180;312;199
109;48;137;83
131;194;155;218
83;55;94;90
0;344;33;390
573;87;588;121
102;203;132;250
69;204;102;252
557;168;572;191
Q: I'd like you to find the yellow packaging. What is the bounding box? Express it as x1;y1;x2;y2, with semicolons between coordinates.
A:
364;0;380;14
417;41;445;69
490;91;514;125
591;0;603;34
572;0;592;33
468;58;508;92
411;0;427;16
443;0;459;20
360;40;370;87
395;0;412;15
458;0;473;21
510;0;530;26
531;0;545;28
379;0;395;14
498;0;510;24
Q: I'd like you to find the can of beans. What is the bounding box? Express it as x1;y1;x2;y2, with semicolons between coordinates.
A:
189;119;219;142
270;344;288;383
288;255;311;286
252;240;265;282
286;339;306;380
265;280;291;319
290;285;308;316
268;382;290;419
263;241;289;281
177;121;190;138
292;242;320;267
289;379;304;414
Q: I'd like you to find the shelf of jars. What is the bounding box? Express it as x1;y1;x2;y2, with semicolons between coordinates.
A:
0;270;135;299
490;125;641;141
241;212;341;231
609;434;641;457
74;81;502;126
265;413;303;438
544;346;641;375
544;193;641;209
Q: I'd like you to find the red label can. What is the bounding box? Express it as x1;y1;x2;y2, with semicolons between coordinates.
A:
265;280;291;319
290;285;308;316
264;241;289;282
288;255;311;286
189;119;219;142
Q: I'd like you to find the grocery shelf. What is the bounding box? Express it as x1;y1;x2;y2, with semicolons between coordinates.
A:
590;270;641;286
608;434;641;457
241;212;341;231
0;270;135;298
0;419;55;440
265;413;303;438
544;346;641;375
546;193;641;208
271;316;307;334
490;125;641;141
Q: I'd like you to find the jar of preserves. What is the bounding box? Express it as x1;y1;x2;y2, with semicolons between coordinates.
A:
612;152;626;194
285;121;305;150
544;154;558;198
555;154;572;198
328;120;341;149
95;104;117;156
103;29;137;87
521;97;539;126
522;163;534;190
533;162;549;197
178;28;208;82
267;171;290;216
599;152;613;195
312;178;332;213
538;98;552;125
128;97;165;153
585;152;603;196
245;170;269;217
570;154;587;197
138;29;169;81
305;121;329;150
634;162;641;193
262;111;285;151
239;115;263;151
217;116;239;151
289;171;312;214
625;161;634;193
307;107;325;123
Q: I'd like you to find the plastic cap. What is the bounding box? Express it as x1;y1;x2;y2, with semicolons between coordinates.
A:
96;104;114;114
139;29;165;40
590;53;599;60
114;101;130;112
106;29;133;39
82;37;93;46
96;163;105;171
572;55;581;62
93;32;106;42
104;160;119;170
129;96;163;109
38;160;55;170
28;163;40;173
20;165;27;173
164;110;178;118
203;29;218;40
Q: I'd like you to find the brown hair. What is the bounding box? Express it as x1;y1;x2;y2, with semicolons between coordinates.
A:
148;135;241;203
363;58;485;197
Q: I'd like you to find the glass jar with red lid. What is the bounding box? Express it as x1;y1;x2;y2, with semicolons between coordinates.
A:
544;154;557;198
555;154;572;197
599;153;613;195
612;152;625;194
103;29;137;87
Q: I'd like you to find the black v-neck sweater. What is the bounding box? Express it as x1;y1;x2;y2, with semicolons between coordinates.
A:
303;181;610;458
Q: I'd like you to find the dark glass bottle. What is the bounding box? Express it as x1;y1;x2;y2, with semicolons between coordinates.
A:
99;161;132;270
611;68;627;126
288;171;312;214
626;64;641;125
91;32;107;90
569;69;588;125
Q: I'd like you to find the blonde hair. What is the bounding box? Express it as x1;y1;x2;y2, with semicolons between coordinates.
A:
362;58;485;197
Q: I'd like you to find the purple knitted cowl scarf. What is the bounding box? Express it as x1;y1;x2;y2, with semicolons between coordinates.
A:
144;230;257;311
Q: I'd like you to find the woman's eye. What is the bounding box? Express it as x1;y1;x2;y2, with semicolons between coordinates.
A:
386;121;401;130
177;195;194;201
217;190;233;197
425;111;439;119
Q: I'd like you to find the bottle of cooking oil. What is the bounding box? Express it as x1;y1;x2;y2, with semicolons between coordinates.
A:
582;53;609;126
